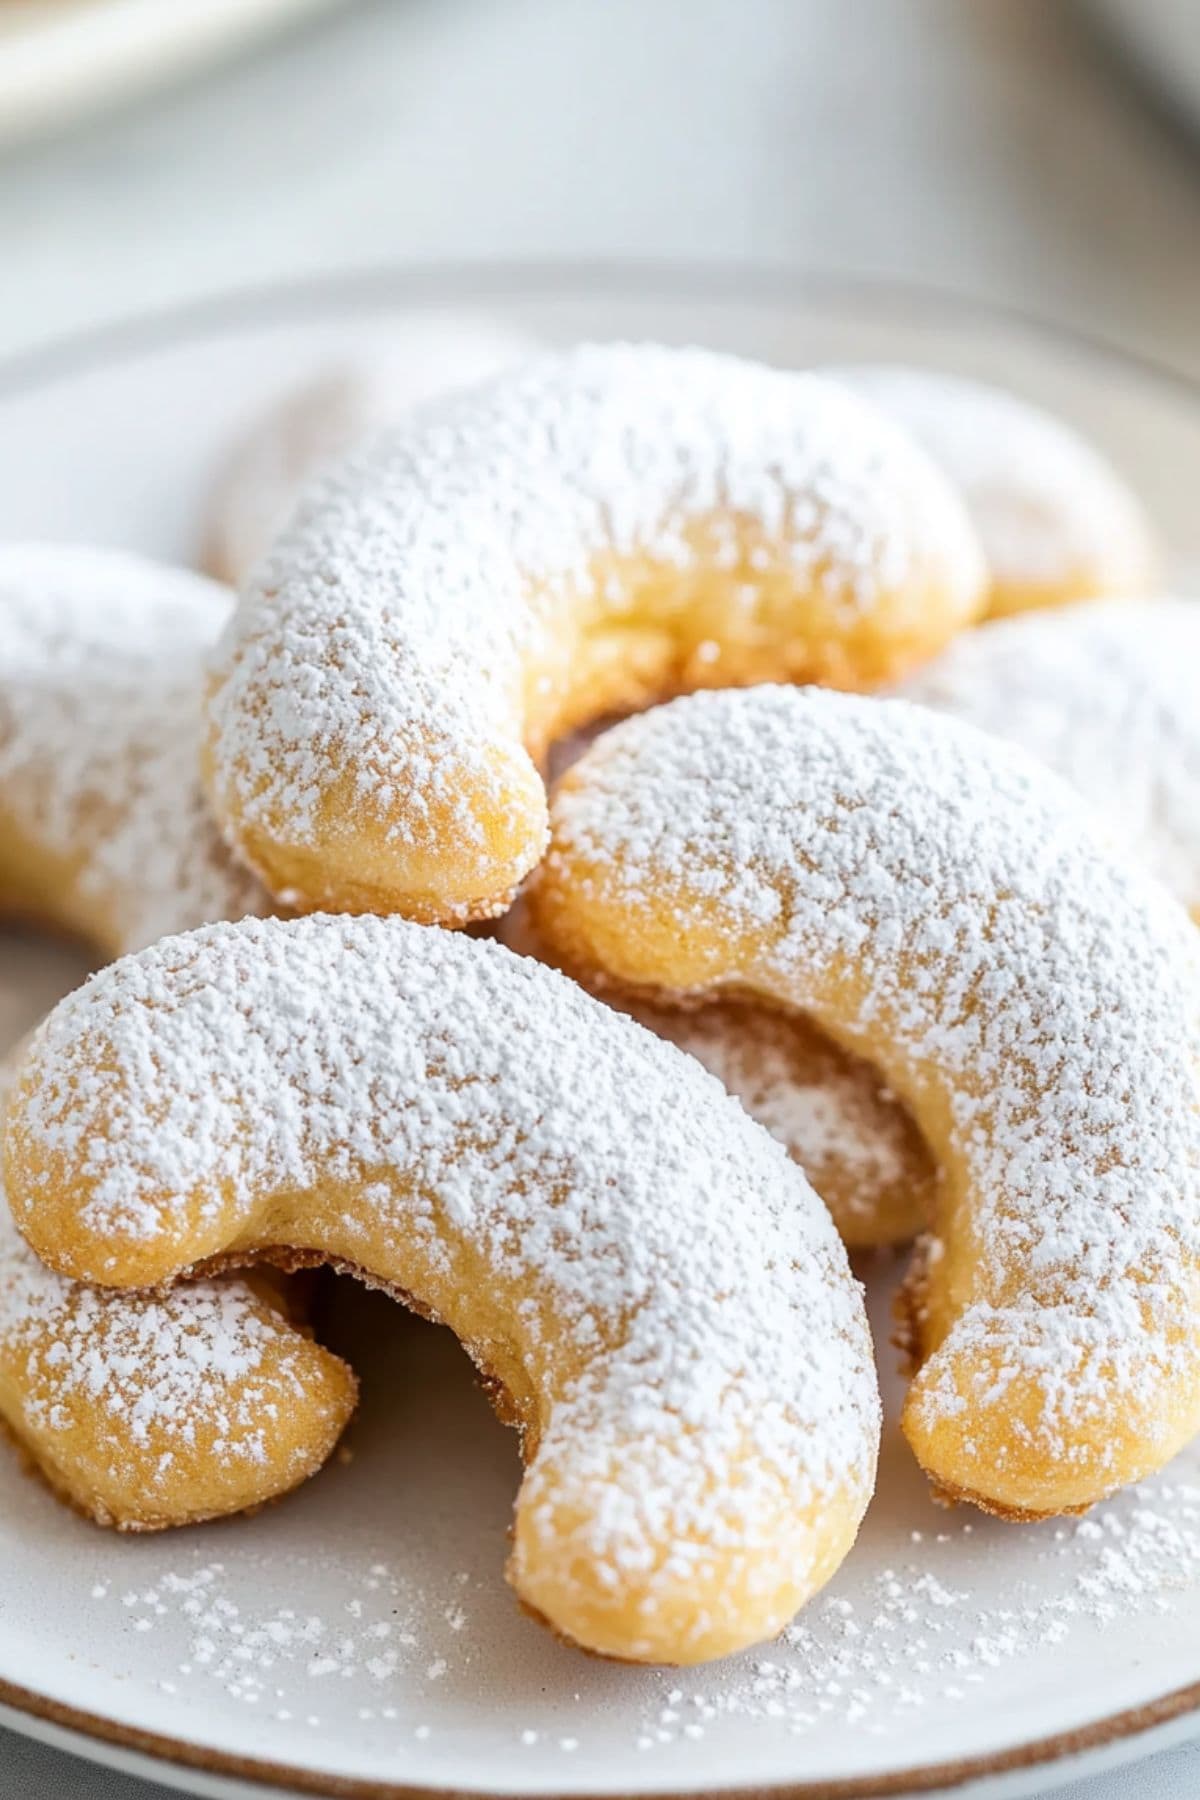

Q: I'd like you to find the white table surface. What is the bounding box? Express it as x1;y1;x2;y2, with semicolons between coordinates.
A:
3;0;1200;377
2;2;1200;1795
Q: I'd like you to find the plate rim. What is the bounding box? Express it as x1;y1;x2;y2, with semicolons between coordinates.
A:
3;256;1200;1799
2;1664;1199;1800
3;254;1200;411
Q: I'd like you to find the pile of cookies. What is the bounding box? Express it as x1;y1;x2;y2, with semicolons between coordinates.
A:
2;324;1197;1671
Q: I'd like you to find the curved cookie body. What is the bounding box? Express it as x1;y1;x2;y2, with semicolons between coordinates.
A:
498;900;932;1248
0;543;268;956
903;596;1200;918
631;1000;931;1247
0;549;353;1525
204;316;537;586
0;1076;354;1530
529;686;1200;1518
0;1219;355;1531
5;916;879;1665
831;365;1158;616
205;343;986;923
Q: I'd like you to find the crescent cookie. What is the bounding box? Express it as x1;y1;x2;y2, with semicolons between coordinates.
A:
0;1066;354;1531
901;596;1200;919
527;685;1200;1520
4;915;880;1666
204;342;987;924
830;365;1158;618
498;901;932;1248
0;543;269;957
0;548;354;1524
203;315;537;586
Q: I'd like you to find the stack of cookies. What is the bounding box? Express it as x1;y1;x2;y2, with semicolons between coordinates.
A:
2;329;1196;1670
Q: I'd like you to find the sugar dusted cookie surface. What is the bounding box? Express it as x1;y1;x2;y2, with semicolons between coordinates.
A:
831;365;1158;616
0;543;268;956
0;547;356;1527
618;998;932;1248
530;685;1200;1519
6;915;879;1665
0;1079;354;1531
203;314;537;586
903;596;1200;917
205;342;986;923
498;899;932;1248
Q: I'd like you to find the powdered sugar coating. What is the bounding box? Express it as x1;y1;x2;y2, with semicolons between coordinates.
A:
8;915;878;1658
204;315;537;586
655;1005;909;1199
0;1079;349;1523
829;364;1157;609
536;686;1200;1505
496;898;930;1249
530;724;933;1248
0;544;269;955
205;342;984;915
628;1001;934;1251
902;596;1200;914
0;1200;274;1464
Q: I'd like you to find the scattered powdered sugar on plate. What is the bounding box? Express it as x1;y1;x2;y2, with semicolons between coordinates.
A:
635;1469;1200;1750
902;595;1200;915
0;543;268;955
96;1555;457;1716
67;1263;1200;1761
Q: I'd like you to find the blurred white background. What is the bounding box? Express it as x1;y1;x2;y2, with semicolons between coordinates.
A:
2;0;1200;371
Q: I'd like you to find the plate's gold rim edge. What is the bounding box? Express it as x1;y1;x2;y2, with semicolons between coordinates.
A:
0;1666;1197;1800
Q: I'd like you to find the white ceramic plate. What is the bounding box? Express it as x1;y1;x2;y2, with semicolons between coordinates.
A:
1;266;1200;1800
0;0;347;145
